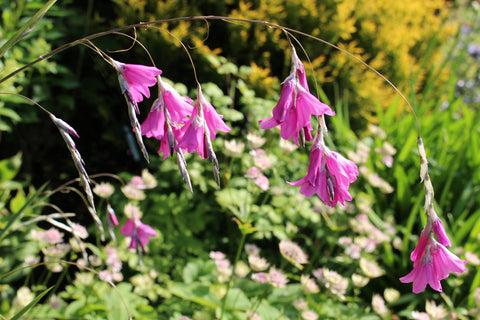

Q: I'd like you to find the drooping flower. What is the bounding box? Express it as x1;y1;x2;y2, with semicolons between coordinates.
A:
141;77;194;159
287;133;358;207
112;59;162;105
176;86;230;158
120;218;157;253
400;236;467;293
259;47;335;146
431;215;451;247
111;60;162;162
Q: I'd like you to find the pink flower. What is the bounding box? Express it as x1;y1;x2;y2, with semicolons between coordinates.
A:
288;134;358;206
410;224;431;262
259;49;334;146
176;86;230;159
141;77;193;160
141;77;193;159
432;216;451;247
400;238;467;293
254;175;270;191
430;241;467;280
120;218;157;253
112;60;162;104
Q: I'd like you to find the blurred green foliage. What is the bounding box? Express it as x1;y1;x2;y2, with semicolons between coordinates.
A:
0;0;479;319
112;0;457;128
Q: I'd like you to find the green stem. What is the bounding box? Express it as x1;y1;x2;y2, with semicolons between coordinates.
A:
220;231;247;320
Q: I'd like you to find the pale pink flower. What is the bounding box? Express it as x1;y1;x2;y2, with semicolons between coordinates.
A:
288;134;358;207
345;243;361;259
176;86;230;159
245;166;261;179
209;251;226;260
338;237;352;245
254;175;270;191
279;239;308;269
245;243;260;256
93;182;114;198
301;274;319;294
43;228;63;244
128;176;147;189
411;311;430;320
120;218;157;253
259;48;334;146
251;272;268;284
224;139;245;157
248;255;270;272
372;294;389;318
112;60;162;104
293;299;308;311
251;149;272;170
247;312;261;320
301;310;318;320
246;132;266;149
268;268;288;288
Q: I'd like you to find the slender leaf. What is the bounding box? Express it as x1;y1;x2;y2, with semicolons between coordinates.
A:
0;0;58;58
10;286;54;320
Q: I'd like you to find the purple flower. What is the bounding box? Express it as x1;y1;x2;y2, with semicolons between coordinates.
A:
112;60;162;104
288;134;358;206
400;237;467;293
432;216;451;247
120;218;157;253
176;86;231;159
259;48;334;146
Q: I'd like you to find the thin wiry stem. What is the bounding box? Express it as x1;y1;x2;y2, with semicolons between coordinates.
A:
147;25;201;86
0;15;420;139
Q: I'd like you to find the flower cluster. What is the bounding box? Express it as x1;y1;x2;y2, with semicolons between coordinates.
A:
260;47;358;207
400;214;467;293
111;59;230;190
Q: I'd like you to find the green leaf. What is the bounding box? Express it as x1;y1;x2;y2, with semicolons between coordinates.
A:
10;286;54;320
0;107;21;121
0;0;58;59
9;187;26;213
0;183;46;241
168;282;220;309
0;152;22;183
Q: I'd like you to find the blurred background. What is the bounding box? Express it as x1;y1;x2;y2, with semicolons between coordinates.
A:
1;0;479;319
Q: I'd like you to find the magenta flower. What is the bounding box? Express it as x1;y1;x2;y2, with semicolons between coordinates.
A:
259;49;335;146
141;77;193;159
432;216;452;247
400;239;467;293
120;218;157;253
288;134;358;206
112;59;163;105
176;86;231;159
431;241;467;280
